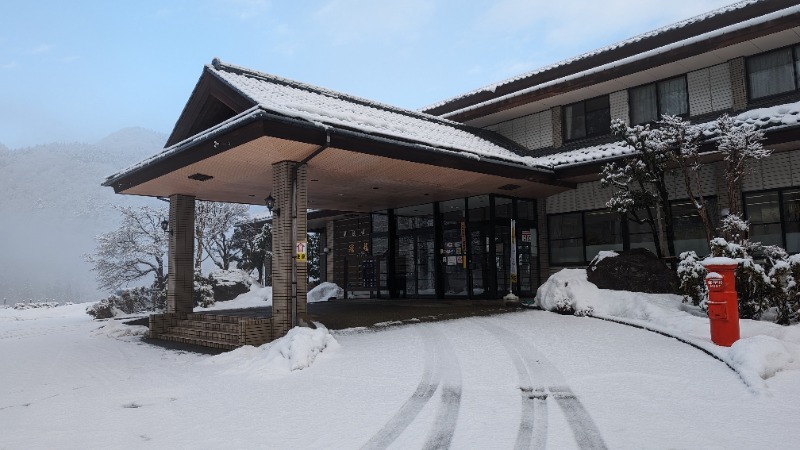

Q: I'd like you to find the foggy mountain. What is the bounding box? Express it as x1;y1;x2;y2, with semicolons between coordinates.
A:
0;128;167;304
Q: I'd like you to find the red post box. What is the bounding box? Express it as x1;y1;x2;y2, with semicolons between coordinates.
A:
702;260;740;347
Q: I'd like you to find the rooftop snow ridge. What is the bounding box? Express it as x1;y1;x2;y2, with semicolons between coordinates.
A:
531;99;800;169
210;59;474;129
421;0;763;112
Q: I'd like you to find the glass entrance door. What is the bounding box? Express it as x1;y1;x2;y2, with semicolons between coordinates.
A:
395;204;435;298
440;199;468;297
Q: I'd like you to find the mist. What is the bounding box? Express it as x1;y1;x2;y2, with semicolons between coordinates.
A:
0;128;166;304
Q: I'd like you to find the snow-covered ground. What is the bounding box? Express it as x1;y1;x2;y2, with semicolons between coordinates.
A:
1;281;799;448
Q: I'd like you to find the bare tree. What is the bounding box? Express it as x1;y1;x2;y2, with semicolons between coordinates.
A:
659;115;716;245
85;205;168;292
602;119;676;259
716;114;771;218
195;201;250;270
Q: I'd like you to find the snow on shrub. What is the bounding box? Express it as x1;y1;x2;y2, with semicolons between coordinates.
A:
308;282;343;303
677;251;707;308
86;287;164;319
535;269;596;316
205;324;339;375
13;301;62;310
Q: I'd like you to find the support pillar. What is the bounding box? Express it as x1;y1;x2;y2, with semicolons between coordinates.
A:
167;194;195;315
272;161;308;338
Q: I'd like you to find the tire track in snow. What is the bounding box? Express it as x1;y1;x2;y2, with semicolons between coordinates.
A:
422;327;462;450
361;326;441;450
479;321;607;450
361;326;463;450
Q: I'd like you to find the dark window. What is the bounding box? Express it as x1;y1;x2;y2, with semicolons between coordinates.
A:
745;191;783;247
629;76;688;124
671;198;717;256
548;213;583;264
564;96;610;141
584;210;623;260
747;46;798;100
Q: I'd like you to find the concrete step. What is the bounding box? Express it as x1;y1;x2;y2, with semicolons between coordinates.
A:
156;332;240;351
176;319;240;334
166;326;240;345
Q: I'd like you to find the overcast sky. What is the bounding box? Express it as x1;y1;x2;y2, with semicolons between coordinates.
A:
0;0;739;149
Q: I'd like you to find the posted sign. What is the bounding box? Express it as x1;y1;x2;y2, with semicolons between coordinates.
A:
296;241;308;262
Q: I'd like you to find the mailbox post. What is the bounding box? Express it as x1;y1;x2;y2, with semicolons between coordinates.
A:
702;259;740;347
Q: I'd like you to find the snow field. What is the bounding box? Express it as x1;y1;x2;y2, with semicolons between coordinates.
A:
2;299;799;448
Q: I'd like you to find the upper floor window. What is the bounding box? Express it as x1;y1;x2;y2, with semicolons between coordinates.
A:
747;45;800;100
564;96;610;141
629;76;688;124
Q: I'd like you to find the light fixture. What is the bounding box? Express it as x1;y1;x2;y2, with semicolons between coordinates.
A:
160;219;173;235
265;194;280;217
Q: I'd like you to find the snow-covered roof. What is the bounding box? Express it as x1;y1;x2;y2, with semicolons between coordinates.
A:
531;100;800;169
207;59;543;168
423;0;793;117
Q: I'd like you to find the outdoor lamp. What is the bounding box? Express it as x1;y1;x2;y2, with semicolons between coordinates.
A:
160;219;172;235
265;194;280;216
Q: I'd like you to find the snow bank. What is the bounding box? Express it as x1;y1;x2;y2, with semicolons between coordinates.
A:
196;285;272;311
206;324;339;375
91;319;149;340
536;269;800;391
308;282;343;303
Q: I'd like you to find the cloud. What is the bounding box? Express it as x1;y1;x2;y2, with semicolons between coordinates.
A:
31;44;53;54
477;0;737;48
313;0;436;45
1;61;19;69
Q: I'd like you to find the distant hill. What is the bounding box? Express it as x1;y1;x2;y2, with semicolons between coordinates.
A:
0;128;167;304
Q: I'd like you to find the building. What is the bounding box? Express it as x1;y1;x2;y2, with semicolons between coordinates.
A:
104;0;800;346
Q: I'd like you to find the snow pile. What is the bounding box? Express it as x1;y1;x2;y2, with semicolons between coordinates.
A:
209;268;254;287
308;282;343;303
91;319;148;340
206;324;339;375
729;336;796;380
536;269;800;390
196;284;272;311
589;250;618;266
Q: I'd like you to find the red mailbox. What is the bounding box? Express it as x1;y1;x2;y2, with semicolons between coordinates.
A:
703;261;740;347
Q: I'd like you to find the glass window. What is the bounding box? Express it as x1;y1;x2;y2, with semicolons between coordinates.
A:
628;215;657;254
629;76;687;125
782;190;800;253
549;213;583;264
745;191;783;247
748;48;796;100
371;212;388;233
517;200;536;221
564;96;609;141
658;77;688;117
584;210;623;260
671;198;717;256
629;84;658;125
495;197;513;219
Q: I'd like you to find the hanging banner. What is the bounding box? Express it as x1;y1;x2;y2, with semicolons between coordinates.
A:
510;219;518;286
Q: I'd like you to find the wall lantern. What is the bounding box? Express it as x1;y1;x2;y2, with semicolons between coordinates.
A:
160;219;173;235
265;194;280;217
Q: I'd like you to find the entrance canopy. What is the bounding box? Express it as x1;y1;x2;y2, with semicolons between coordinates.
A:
103;59;569;211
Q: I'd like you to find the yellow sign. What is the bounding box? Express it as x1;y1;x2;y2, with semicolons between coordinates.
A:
296;241;308;261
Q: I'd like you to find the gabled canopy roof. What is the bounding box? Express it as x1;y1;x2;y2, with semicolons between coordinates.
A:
104;60;567;212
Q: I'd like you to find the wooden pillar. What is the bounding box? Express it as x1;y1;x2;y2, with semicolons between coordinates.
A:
167;194;195;315
272;161;308;338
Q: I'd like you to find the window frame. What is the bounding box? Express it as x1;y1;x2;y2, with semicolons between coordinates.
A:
628;75;689;125
745;44;800;102
562;95;611;142
548;209;624;266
